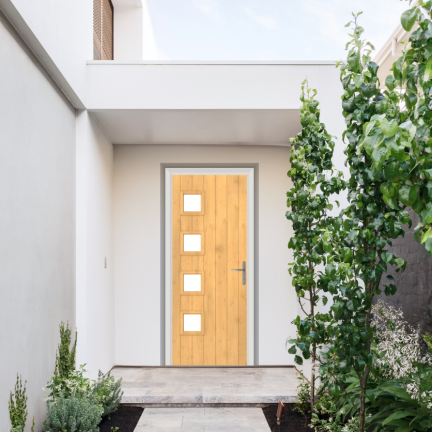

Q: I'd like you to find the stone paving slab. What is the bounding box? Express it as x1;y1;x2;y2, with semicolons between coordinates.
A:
113;367;299;405
134;407;270;431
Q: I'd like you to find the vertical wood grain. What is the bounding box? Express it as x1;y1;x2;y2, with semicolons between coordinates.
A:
215;175;228;365
203;175;216;365
172;175;181;364
181;335;193;365
227;175;240;365
238;175;248;365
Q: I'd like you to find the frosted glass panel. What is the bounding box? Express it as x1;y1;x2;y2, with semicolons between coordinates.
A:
184;274;201;292
184;194;201;212
184;314;201;332
184;234;201;252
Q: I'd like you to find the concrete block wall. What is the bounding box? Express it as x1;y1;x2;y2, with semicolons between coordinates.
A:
377;209;432;334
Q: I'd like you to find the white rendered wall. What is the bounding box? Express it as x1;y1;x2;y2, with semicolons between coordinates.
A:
76;111;114;378
1;0;92;104
113;1;158;61
0;12;76;430
86;63;334;110
113;145;296;365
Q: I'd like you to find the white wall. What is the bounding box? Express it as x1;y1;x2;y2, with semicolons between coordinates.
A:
76;111;114;378
0;11;76;430
86;63;334;110
1;0;92;104
113;144;296;365
113;1;158;61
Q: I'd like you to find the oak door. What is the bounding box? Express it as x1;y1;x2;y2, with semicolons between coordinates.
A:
172;175;247;365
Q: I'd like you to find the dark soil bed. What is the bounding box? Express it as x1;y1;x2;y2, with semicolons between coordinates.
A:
262;404;313;432
98;405;144;432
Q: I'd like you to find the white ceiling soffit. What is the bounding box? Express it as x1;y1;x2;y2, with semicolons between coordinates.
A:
90;109;300;146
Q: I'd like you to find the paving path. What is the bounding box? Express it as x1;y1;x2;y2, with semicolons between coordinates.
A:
112;367;298;404
134;407;270;431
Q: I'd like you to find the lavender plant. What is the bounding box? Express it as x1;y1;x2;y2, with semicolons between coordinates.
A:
91;370;123;418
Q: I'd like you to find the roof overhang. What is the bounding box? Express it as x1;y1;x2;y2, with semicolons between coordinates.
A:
86;61;340;146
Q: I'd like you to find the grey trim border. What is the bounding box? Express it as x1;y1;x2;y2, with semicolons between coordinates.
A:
160;163;259;366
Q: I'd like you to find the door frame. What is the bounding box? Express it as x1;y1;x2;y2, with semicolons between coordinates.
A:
165;168;255;365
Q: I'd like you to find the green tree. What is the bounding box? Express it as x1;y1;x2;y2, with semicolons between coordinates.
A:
377;0;432;255
322;13;411;432
286;80;345;411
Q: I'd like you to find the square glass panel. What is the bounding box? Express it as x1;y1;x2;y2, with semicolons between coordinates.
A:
184;194;201;212
184;274;201;292
184;314;201;332
183;234;201;252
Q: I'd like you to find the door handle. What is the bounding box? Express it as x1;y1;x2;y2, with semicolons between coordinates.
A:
232;261;246;285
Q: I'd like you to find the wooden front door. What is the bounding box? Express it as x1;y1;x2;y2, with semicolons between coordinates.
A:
172;175;247;365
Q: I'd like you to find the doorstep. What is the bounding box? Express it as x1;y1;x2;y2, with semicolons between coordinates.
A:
110;367;299;405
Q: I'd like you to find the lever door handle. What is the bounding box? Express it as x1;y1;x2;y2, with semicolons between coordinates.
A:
231;261;246;285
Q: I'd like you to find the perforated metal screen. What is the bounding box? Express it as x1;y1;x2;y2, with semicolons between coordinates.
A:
93;0;114;60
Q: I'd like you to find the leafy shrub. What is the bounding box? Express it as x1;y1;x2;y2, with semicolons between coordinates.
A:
9;375;34;432
47;364;92;401
310;391;345;432
294;378;311;416
9;375;28;432
43;393;102;432
372;300;432;405
48;323;77;400
91;370;123;417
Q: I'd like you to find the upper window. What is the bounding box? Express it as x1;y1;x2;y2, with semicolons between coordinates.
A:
93;0;114;60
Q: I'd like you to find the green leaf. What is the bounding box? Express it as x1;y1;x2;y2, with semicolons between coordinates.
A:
395;258;406;269
364;132;385;155
381;119;399;137
347;49;361;73
294;355;303;365
385;75;396;91
425;237;432;253
421;228;432;244
372;146;389;170
299;320;312;336
425;58;432;82
384;161;402;182
383;410;418;426
288;345;297;355
399;185;419;206
349;333;360;345
401;7;418;31
347;299;358;311
322;296;328;306
341;247;353;263
382;251;394;263
389;141;407;162
323;242;333;253
394;426;414;432
398;210;411;225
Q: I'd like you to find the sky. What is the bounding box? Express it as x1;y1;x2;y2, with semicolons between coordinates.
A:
147;0;409;61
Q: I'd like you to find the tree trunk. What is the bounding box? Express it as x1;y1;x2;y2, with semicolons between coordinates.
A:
358;383;366;432
310;355;315;412
309;280;315;413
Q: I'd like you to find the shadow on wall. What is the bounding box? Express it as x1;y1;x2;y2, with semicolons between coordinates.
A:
377;209;432;334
